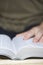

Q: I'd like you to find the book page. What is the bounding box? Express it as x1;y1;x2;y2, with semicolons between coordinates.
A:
12;36;43;59
0;34;16;59
12;36;43;52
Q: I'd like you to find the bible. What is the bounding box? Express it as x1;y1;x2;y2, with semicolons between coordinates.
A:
0;34;43;60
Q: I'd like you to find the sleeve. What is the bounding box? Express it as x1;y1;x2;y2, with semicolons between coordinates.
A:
37;0;43;23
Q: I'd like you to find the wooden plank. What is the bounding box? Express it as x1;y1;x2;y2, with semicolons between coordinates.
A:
0;59;43;65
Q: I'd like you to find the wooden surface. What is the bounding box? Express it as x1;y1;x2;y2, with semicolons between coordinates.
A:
0;59;43;65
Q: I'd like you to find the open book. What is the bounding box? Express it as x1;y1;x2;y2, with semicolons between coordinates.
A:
0;34;43;60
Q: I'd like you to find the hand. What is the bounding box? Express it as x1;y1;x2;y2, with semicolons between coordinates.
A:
16;22;43;43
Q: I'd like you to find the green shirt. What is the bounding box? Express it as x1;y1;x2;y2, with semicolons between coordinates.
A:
0;0;43;32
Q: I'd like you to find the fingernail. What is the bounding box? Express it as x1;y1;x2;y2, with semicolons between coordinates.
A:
23;37;28;40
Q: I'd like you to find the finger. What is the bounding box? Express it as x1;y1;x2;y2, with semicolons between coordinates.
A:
16;32;28;37
16;33;23;37
39;36;43;43
33;32;42;43
23;28;35;40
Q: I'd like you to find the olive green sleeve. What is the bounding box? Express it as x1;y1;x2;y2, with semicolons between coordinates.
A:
0;0;43;33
